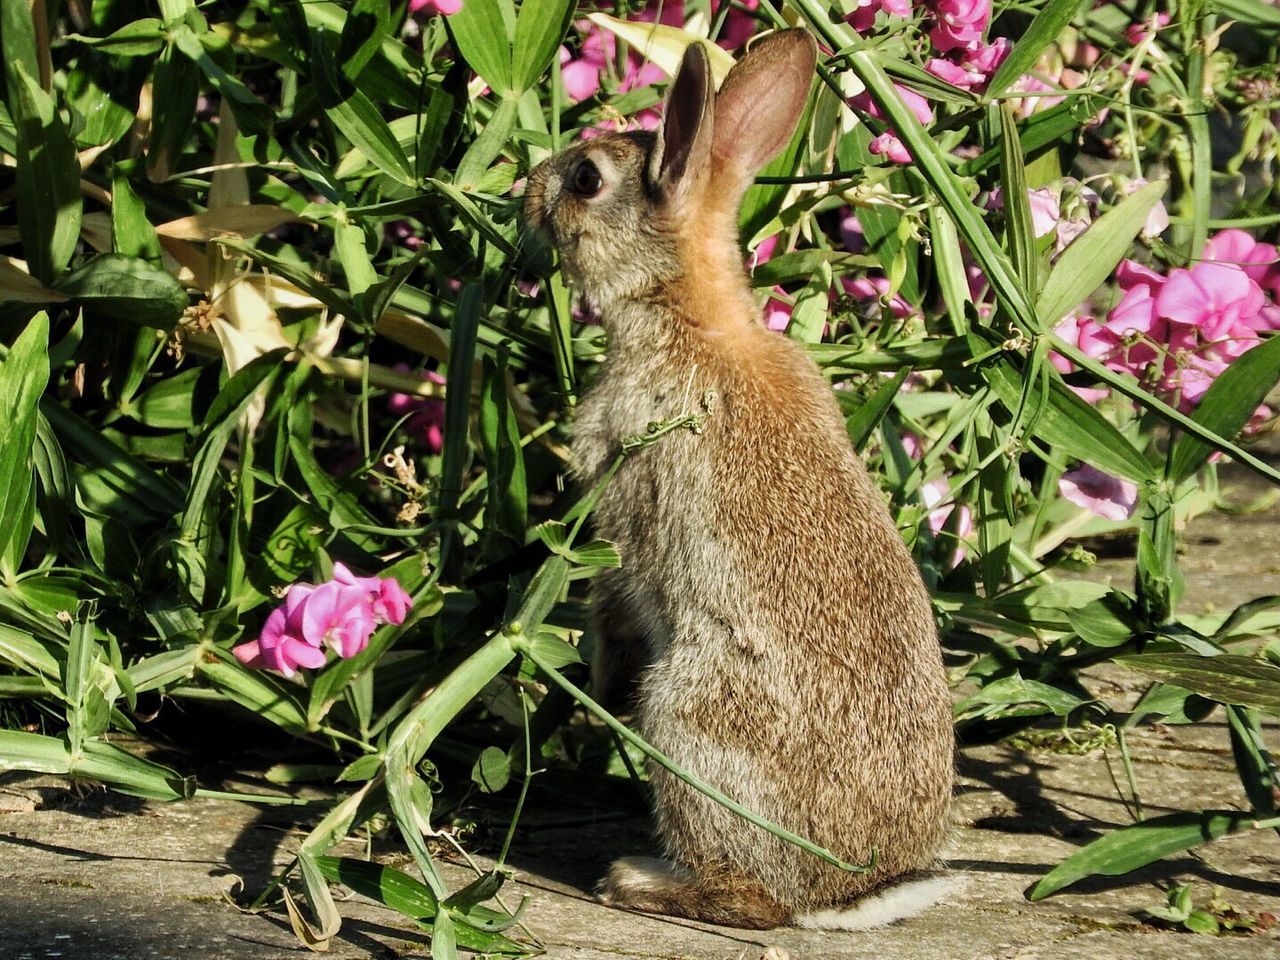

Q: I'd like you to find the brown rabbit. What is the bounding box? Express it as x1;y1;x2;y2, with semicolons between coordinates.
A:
523;30;954;930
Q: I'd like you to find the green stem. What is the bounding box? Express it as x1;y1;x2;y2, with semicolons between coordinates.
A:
519;642;877;876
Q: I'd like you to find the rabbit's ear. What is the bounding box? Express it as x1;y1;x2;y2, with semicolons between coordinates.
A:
648;41;715;208
711;30;816;197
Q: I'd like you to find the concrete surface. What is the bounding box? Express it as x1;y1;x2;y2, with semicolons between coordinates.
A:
1;459;1278;959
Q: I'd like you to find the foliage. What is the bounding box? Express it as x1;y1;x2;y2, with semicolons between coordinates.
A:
1;0;1279;950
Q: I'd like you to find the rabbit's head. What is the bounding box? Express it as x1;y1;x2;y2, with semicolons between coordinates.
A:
524;31;817;319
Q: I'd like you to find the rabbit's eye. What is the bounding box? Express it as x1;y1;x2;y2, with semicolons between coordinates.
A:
569;160;603;198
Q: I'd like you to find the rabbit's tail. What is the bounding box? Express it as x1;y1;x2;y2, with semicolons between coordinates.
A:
795;874;960;931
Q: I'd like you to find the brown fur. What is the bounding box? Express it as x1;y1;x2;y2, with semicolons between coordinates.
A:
524;31;954;929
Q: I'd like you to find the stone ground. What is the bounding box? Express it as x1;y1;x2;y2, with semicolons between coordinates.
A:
1;463;1278;960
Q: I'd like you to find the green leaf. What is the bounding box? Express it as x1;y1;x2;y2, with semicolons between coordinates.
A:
1117;654;1280;714
339;0;391;80
1217;0;1280;26
955;675;1088;720
1225;705;1278;818
65;601;108;754
41;399;185;518
1036;180;1167;330
437;282;483;570
986;0;1092;99
0;729;72;777
0;314;50;566
110;172;164;265
447;0;514;95
1028;810;1256;900
471;745;511;793
846;370;909;453
197;646;311;735
311;857;526;953
454;95;519;191
181;350;285;541
0;730;189;800
311;30;415;185
172;28;273;135
10;61;82;284
53;254;190;327
146;41;200;182
528;630;582;668
77;739;190;800
1168;335;1280;483
976;339;1153;482
65;19;167;56
1066;595;1136;649
999;104;1038;296
511;0;575;93
479;351;528;546
958;98;1105;178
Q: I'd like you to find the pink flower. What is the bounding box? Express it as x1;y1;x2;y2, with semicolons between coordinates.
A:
1203;229;1280;300
333;563;412;626
1059;465;1138;521
1118;178;1169;240
926;57;987;90
852;85;934;126
921;477;973;566
929;0;992;53
232;567;414;677
387;365;446;455
297;581;379;659
961;38;1010;76
869;132;912;163
986;187;1061;239
852;85;933;165
841;276;914;319
1156;261;1267;341
839;210;867;254
1028;188;1061;238
763;293;793;332
233;584;329;678
847;0;912;32
409;0;462;16
560;1;760;110
1124;12;1171;44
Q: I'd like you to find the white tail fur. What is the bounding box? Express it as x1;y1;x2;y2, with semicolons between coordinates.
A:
795;876;961;931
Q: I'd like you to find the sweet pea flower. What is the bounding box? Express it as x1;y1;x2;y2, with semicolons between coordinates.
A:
387;364;446;455
921;477;974;566
929;0;992;53
961;38;1010;76
839;210;868;255
848;0;913;33
233;566;413;677
298;580;379;660
986;187;1061;238
926;57;987;90
408;0;462;16
841;276;915;320
852;85;933;164
233;584;329;678
1203;229;1280;300
1059;465;1138;521
1156;261;1267;341
1124;11;1171;45
333;562;412;626
560;0;762;109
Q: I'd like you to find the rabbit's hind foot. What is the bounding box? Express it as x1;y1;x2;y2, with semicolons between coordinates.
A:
599;857;788;929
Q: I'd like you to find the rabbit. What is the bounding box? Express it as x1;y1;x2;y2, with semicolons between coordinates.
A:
522;30;954;930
